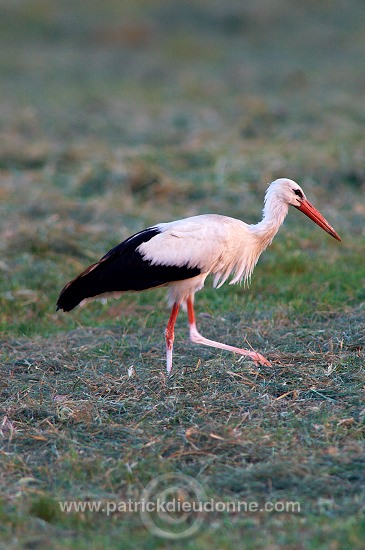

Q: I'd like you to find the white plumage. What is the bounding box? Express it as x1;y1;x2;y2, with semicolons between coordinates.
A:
139;215;258;290
57;178;341;373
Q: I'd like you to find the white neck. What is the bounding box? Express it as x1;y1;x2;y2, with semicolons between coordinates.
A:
229;190;290;286
251;190;289;249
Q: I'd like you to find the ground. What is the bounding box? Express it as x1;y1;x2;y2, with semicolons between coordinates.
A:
0;1;365;548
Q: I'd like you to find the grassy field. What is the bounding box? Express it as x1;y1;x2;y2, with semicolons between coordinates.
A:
1;1;365;548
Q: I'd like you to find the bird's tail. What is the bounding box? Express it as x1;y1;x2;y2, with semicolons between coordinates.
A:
56;262;107;312
56;227;162;312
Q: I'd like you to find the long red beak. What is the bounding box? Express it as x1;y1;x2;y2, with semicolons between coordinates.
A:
294;199;341;242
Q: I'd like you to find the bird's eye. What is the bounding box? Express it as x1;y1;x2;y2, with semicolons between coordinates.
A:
293;189;303;199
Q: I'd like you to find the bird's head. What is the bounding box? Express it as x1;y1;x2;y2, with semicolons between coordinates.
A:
267;178;307;207
266;178;341;241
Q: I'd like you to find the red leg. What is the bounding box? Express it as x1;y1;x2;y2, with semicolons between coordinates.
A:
186;296;270;367
165;302;180;373
187;295;196;326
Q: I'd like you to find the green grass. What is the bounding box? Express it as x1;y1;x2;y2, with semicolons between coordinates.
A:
1;1;365;548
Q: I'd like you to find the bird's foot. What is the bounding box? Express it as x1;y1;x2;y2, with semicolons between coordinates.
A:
251;352;271;367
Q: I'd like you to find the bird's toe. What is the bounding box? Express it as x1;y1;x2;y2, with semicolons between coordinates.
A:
253;353;271;367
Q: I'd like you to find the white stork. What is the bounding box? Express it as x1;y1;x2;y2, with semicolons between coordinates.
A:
57;178;341;372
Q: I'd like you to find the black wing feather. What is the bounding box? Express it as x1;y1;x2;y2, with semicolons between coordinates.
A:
56;227;200;312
